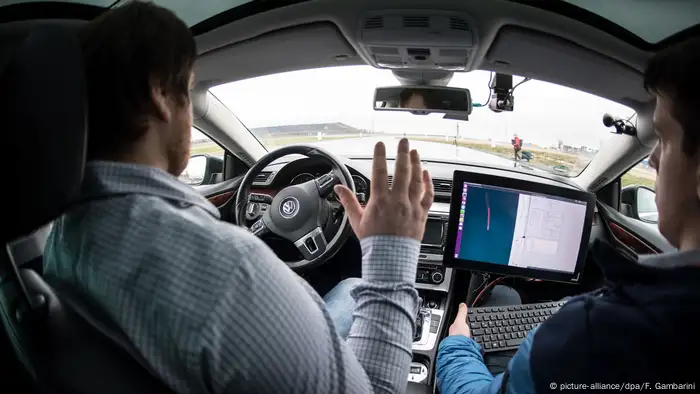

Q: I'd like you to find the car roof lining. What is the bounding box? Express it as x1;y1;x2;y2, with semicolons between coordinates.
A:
0;0;662;138
193;0;652;107
195;22;363;88
485;26;647;108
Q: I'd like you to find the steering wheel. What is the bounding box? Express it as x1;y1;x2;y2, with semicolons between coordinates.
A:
235;145;355;270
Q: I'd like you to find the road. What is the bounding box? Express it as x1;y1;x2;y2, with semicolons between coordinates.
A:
299;136;517;168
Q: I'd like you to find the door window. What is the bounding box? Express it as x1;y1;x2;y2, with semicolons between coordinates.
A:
620;157;658;224
180;129;225;185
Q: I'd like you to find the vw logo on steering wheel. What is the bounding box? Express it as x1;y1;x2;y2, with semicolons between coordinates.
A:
279;197;300;219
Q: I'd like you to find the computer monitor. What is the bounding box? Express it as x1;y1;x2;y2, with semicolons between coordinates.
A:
443;171;596;283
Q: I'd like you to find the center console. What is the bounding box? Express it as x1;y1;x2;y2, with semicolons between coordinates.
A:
409;292;446;384
406;169;597;390
408;210;452;387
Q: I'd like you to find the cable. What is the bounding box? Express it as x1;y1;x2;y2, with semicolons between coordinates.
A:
511;77;531;92
471;276;507;307
468;272;490;301
474;74;527;108
626;112;638;129
485;72;493;104
473;72;494;108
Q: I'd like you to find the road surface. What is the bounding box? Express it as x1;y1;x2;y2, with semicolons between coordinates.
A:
299;136;517;168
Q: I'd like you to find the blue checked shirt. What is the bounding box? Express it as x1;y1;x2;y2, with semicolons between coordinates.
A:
43;161;421;394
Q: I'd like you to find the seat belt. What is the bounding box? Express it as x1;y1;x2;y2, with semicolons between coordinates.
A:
47;279;165;382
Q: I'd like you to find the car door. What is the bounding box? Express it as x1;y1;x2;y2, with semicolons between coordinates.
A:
598;158;675;258
183;128;248;221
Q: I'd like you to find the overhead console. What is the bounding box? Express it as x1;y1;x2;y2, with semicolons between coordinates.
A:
358;11;478;71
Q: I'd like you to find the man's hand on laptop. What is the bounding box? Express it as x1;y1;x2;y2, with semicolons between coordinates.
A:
334;138;434;241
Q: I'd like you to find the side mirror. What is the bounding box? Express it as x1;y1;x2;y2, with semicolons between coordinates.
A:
620;185;658;224
180;154;223;186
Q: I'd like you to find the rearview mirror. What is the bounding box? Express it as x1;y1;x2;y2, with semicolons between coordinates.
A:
180;154;223;186
621;185;658;224
374;86;472;116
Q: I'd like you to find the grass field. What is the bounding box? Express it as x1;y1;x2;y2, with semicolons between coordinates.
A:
408;136;656;189
621;171;655;189
408;136;584;173
190;134;362;156
260;134;362;147
190;143;226;156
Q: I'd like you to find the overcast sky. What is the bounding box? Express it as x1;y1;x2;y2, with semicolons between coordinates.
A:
207;66;635;149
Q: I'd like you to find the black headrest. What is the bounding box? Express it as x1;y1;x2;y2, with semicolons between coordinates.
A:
0;26;87;243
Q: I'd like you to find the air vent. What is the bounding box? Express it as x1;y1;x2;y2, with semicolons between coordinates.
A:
254;171;273;183
433;179;453;194
364;16;383;29
403;16;429;28
449;17;470;31
386;176;451;194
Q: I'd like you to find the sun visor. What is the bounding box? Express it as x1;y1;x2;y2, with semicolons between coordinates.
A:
195;22;360;85
485;26;649;105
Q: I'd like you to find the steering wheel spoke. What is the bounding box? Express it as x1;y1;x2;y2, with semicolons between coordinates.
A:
294;227;328;261
315;171;341;197
248;218;269;237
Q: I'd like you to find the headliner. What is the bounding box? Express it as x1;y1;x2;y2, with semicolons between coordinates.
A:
192;0;661;110
2;0;697;109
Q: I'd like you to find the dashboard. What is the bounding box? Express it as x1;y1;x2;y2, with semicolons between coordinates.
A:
245;155;594;270
222;153;614;390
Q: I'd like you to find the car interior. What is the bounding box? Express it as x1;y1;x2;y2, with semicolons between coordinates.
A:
1;0;698;393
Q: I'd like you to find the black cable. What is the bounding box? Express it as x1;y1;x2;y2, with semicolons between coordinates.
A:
511;77;531;92
483;72;494;105
626;112;638;129
473;272;489;293
467;272;489;305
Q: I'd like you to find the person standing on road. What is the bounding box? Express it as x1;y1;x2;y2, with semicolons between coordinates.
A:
512;134;522;160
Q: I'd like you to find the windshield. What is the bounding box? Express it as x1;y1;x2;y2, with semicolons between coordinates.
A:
210;66;634;177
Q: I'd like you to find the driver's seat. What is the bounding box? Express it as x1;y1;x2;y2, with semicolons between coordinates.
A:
0;26;173;394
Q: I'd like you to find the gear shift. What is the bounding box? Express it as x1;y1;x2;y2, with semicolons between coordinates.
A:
414;297;431;342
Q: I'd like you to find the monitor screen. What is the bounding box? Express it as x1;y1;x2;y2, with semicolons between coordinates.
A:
443;171;595;283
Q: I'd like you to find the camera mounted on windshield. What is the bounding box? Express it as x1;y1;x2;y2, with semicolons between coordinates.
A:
488;73;515;113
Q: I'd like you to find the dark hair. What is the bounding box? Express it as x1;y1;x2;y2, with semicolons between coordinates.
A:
644;36;700;156
80;0;196;159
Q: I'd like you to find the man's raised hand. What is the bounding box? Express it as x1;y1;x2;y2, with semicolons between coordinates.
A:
334;138;434;241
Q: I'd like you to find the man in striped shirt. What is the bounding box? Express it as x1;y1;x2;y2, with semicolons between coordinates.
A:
44;2;434;393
